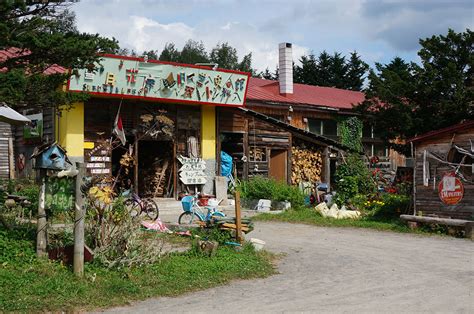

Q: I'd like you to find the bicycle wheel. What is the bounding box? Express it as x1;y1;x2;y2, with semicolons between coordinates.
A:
178;212;200;225
144;199;159;220
124;199;141;218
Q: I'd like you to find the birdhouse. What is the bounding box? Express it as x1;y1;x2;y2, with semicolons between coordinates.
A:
31;142;71;170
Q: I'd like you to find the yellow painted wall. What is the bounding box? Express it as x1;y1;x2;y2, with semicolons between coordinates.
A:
57;102;84;157
201;105;216;159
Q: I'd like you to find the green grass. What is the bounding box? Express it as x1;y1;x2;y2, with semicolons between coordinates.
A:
0;227;276;312
253;207;414;233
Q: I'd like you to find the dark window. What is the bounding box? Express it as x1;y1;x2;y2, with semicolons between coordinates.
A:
363;123;372;138
323;120;338;136
308;119;322;134
374;144;388;157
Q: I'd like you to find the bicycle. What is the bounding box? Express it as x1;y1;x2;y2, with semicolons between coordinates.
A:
123;190;160;220
178;195;225;225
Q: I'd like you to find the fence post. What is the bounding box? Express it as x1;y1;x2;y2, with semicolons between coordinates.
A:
36;169;47;258
235;190;243;243
73;162;86;276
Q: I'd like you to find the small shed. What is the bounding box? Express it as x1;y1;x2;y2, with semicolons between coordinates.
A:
408;120;474;220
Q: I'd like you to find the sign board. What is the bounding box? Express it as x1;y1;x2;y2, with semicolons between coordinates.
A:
67;55;250;107
23;113;43;140
178;155;207;185
45;176;75;212
438;172;464;205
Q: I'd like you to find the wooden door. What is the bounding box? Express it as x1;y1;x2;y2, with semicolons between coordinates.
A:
269;149;287;182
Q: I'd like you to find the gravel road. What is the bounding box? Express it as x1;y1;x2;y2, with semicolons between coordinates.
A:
103;222;473;313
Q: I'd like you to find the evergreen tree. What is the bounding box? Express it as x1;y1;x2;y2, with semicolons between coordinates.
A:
328;52;348;88
315;51;333;86
238;52;254;74
159;43;180;62
0;1;118;108
294;53;318;85
179;39;208;64
345;51;369;91
210;42;239;70
357;29;473;154
142;50;159;60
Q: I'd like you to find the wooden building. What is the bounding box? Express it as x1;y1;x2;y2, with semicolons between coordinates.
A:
408;120;474;220
218;43;405;188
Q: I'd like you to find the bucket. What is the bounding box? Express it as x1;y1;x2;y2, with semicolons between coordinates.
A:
250;238;266;251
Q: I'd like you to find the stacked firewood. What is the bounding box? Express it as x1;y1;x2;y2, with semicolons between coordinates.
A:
291;145;323;185
143;159;169;198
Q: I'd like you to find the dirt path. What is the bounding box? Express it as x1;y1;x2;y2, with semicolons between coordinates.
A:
103;222;474;313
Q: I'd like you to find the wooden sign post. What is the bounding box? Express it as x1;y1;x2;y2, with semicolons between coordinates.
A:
73;163;86;277
235;190;243;244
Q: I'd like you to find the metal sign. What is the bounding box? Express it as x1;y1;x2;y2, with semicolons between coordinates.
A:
67;55;250;107
178;155;207;185
438;172;464;205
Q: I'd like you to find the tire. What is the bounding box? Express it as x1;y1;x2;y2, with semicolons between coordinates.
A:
125;199;141;218
178;212;200;225
144;199;159;220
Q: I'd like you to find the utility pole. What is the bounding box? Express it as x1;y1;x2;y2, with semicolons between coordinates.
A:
73;163;86;277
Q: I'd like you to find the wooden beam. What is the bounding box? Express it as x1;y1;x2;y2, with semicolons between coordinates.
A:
235;190;243;243
400;215;472;227
73;163;86;277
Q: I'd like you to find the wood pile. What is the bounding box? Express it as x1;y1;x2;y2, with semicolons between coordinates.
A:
291;145;323;185
142;159;170;198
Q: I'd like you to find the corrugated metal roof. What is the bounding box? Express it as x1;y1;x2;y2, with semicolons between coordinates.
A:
248;77;365;110
408;120;474;143
0;47;66;74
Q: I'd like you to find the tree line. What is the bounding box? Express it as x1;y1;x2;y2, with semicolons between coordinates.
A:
0;1;472;153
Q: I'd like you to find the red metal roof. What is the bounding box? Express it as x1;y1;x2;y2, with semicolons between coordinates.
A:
408;120;474;143
247;77;365;110
0;47;66;74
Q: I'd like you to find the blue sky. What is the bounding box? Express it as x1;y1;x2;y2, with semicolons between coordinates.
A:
72;0;473;72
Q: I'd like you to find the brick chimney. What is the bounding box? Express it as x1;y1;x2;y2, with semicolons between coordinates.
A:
279;42;293;95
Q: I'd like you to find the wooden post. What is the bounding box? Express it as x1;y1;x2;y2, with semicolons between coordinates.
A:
235;190;243;243
8;137;15;179
73;162;86;277
134;141;139;195
36;170;47;258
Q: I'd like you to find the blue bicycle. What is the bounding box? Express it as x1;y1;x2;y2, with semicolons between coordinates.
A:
178;195;225;225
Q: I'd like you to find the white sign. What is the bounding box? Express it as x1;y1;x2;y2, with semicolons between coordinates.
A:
91;168;110;174
86;163;106;168
178;154;207;185
90;156;111;162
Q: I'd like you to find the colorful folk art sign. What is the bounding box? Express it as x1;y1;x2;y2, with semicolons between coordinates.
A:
67;55;250;107
438;172;464;205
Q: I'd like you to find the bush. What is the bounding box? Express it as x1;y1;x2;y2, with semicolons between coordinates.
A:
15;184;40;214
238;176;305;209
350;193;410;220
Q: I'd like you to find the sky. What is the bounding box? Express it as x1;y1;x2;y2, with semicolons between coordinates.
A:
72;0;473;72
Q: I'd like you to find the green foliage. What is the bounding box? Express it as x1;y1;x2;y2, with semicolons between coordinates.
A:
357;29;474;154
294;50;369;91
0;226;274;311
0;1;119;109
339;116;363;152
238;176;305;208
14;184;39;214
180;39;209;64
193;226;233;245
0;225;36;266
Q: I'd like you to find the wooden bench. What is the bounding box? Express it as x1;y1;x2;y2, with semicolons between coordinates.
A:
400;215;474;240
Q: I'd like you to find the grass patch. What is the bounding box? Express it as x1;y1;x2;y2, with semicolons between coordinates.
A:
253;207;414;233
0;226;276;312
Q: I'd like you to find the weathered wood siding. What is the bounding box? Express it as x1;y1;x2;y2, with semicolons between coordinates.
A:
14;108;55;178
414;127;474;220
0;122;13;179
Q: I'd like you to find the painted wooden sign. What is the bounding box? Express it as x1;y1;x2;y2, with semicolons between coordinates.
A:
178;155;207;185
438;172;464;205
67;55;250;107
45;176;75;211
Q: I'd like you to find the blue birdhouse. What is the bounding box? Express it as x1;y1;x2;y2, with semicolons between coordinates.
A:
31;142;71;170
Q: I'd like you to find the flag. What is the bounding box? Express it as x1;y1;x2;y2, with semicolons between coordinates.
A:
113;105;126;145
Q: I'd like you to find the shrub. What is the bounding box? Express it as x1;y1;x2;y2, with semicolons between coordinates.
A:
351;193;410;220
237;176;305;209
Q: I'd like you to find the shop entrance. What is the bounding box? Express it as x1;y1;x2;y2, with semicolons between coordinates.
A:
137;140;174;198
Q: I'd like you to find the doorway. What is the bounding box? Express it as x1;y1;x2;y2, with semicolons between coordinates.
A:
137;140;174;198
269;149;287;182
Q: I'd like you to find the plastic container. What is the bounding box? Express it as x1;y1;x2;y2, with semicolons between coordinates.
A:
208;198;220;208
250;238;266;251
